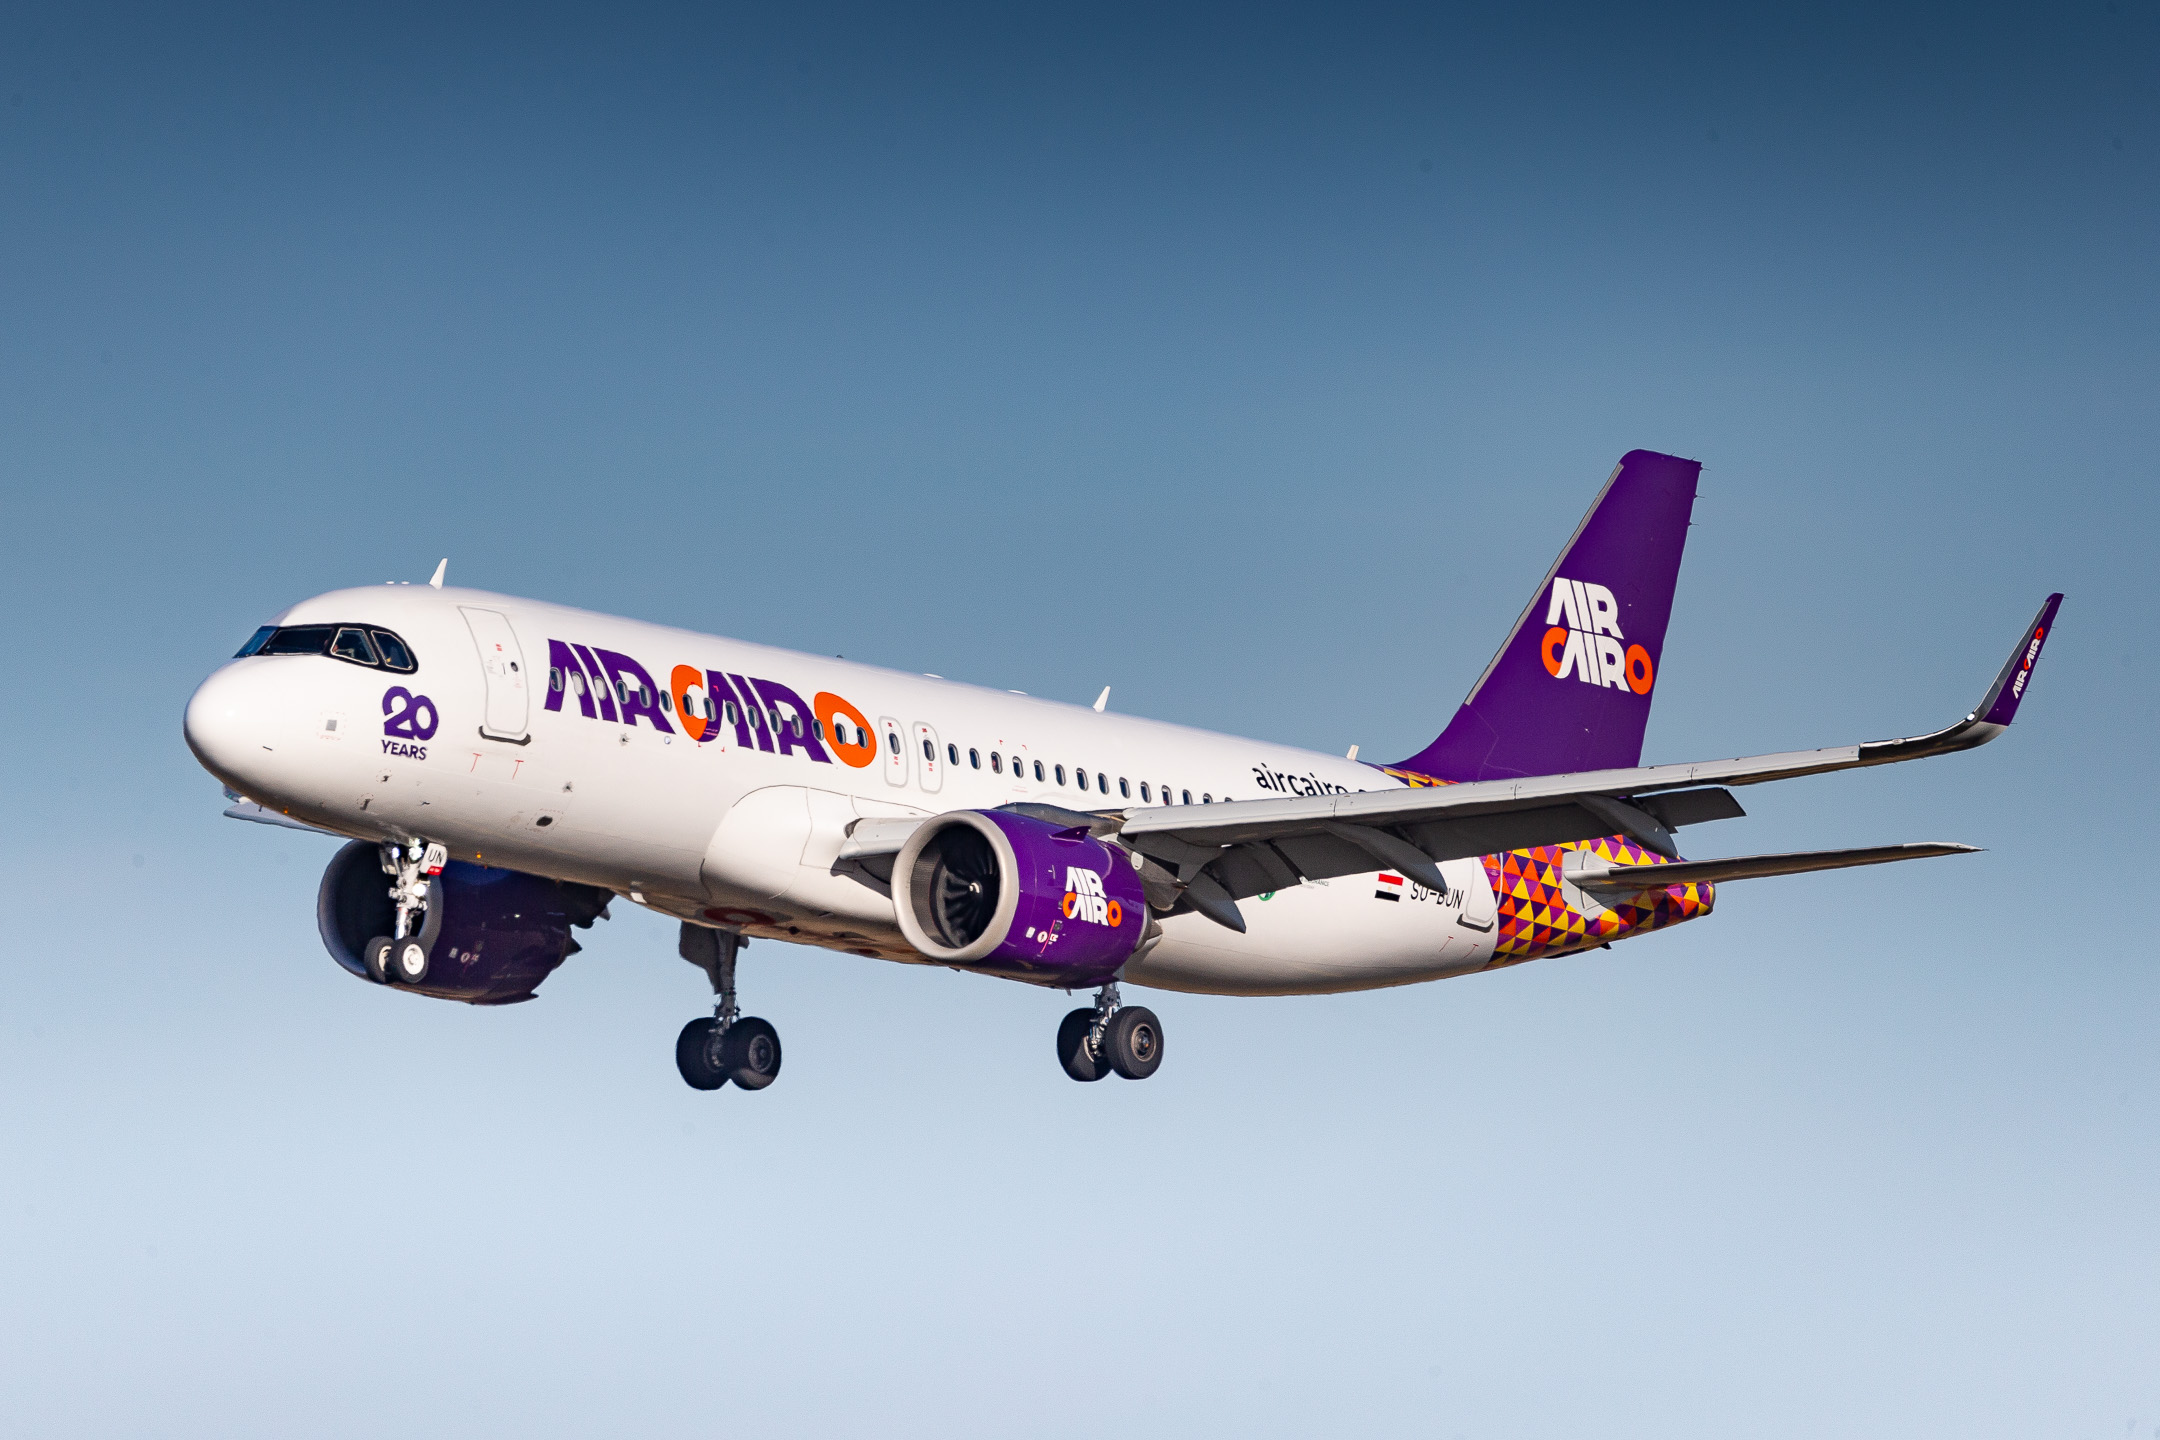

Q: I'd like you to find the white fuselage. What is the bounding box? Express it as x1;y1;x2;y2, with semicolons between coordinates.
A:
185;584;1505;995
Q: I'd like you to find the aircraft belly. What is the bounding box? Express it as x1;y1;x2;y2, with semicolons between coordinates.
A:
1125;868;1497;997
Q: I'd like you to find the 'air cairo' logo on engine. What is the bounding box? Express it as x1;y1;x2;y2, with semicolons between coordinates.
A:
1062;867;1123;928
1540;576;1655;696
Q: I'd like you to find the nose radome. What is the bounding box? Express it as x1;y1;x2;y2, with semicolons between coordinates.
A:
184;661;283;792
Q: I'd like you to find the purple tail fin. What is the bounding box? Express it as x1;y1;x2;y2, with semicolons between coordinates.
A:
1392;449;1701;781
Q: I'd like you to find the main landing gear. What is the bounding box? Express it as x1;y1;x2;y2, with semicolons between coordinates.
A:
676;923;783;1092
1057;982;1163;1083
364;839;445;988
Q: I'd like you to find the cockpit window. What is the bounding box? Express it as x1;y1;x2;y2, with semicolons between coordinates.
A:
242;623;420;672
257;625;338;656
371;631;416;673
329;627;378;665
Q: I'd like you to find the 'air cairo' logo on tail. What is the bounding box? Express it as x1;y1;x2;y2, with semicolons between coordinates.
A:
1540;576;1655;696
1062;867;1123;928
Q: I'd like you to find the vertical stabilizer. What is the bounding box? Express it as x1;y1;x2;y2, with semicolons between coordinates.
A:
1393;449;1700;781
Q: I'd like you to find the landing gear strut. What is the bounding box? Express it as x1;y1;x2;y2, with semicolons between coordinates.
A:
1057;981;1164;1083
366;839;444;987
676;923;783;1092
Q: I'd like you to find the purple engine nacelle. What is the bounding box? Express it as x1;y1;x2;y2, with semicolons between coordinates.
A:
316;840;613;1005
891;809;1149;987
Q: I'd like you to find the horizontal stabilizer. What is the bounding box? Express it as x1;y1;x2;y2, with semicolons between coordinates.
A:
1574;842;1978;899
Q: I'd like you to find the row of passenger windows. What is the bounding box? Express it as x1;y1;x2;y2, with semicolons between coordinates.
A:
549;669;819;738
916;733;1213;805
236;624;418;673
545;667;1219;806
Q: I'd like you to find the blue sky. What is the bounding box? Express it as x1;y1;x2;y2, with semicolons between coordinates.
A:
2;5;2155;1437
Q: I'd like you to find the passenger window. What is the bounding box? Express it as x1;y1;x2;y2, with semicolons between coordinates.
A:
948;742;959;765
328;627;378;666
371;631;416;672
1075;768;1087;789
1119;778;1130;798
990;752;1002;773
1033;761;1045;782
968;748;980;769
660;691;673;713
1055;765;1066;786
887;730;901;756
1139;782;1151;802
1100;773;1111;795
725;701;739;724
1181;789;1192;805
1203;793;1212;803
234;625;277;659
549;668;564;692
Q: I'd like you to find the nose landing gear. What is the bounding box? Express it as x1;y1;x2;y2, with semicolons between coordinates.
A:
365;839;445;987
1057;982;1164;1082
676;923;783;1092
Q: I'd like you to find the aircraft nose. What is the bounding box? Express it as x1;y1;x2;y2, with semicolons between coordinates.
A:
184;661;284;791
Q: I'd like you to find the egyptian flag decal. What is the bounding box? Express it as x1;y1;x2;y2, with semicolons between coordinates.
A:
1375;873;1403;902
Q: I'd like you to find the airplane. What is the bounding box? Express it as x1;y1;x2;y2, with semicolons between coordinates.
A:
183;450;2060;1091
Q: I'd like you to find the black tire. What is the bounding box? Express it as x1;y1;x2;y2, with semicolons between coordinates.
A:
389;937;430;986
722;1017;782;1091
1104;1006;1164;1080
675;1018;730;1091
363;936;394;985
1056;1008;1108;1082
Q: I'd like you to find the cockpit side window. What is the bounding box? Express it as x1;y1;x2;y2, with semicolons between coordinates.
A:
370;631;417;673
234;625;277;659
328;627;378;665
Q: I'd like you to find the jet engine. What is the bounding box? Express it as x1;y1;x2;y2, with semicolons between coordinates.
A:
891;810;1148;986
316;839;613;1005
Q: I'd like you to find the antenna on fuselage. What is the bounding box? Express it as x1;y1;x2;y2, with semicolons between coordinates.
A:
428;558;447;589
1092;687;1110;713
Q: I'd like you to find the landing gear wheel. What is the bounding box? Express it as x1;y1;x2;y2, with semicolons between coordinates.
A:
675;1018;730;1091
1104;1006;1164;1080
389;938;429;986
722;1017;782;1091
364;936;393;985
1056;1008;1109;1082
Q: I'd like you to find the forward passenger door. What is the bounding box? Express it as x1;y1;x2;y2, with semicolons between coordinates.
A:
460;606;530;742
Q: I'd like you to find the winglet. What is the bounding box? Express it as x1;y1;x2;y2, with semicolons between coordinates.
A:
428;558;447;589
1972;593;2062;727
1856;593;2062;767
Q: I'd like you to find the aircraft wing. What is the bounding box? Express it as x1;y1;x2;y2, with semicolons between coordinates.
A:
1112;594;2059;929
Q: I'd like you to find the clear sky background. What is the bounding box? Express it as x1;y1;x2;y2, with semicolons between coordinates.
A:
2;4;2154;1436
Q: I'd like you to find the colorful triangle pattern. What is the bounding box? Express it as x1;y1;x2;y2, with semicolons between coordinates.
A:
1480;835;1713;967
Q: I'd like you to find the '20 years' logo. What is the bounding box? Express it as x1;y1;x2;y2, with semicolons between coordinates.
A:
381;686;439;758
